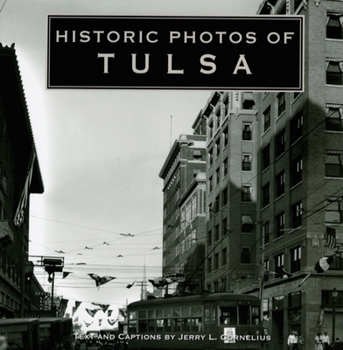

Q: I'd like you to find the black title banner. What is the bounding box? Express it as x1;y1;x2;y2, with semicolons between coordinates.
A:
47;15;304;91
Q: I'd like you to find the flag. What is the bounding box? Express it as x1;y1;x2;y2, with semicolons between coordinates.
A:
72;301;82;316
119;308;127;319
85;308;100;317
13;151;36;227
108;318;117;326
92;303;110;313
63;272;71;279
126;280;136;289
84;321;93;327
88;274;116;288
275;266;292;278
99;319;102;327
326;226;336;249
58;298;69;317
314;255;335;273
108;309;113;317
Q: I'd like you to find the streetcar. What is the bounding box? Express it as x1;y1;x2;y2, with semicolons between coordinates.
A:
0;318;41;350
126;292;268;350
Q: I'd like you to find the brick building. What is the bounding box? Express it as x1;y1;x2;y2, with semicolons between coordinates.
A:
159;115;207;294
0;44;44;317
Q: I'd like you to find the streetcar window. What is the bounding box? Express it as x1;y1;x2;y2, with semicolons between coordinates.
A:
148;310;155;318
165;308;171;317
191;306;202;316
148;319;155;332
173;307;181;317
138;320;147;332
191;317;202;331
239;305;250;325
183;318;191;331
205;308;210;324
138;310;146;319
182;306;190;317
129;311;136;320
252;306;260;325
156;309;163;318
173;318;181;332
220;307;237;325
164;318;172;331
156;319;164;331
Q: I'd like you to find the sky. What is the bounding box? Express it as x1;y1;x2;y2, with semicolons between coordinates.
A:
0;0;263;329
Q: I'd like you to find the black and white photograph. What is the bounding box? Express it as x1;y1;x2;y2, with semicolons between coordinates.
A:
0;0;342;350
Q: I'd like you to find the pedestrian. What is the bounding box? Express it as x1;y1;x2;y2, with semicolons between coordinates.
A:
315;332;324;350
322;332;330;350
0;336;8;350
288;331;299;349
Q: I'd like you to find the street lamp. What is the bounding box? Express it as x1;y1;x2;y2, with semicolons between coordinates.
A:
332;288;338;343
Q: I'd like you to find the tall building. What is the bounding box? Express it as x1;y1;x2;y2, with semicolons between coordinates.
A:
202;91;258;293
159;115;207;294
0;44;44;317
225;0;343;349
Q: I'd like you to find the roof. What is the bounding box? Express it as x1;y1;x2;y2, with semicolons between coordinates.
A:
0;43;44;194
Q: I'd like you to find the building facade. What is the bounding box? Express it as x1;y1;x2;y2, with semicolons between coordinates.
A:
202;91;258;294
159;116;207;294
0;44;44;317
231;1;343;349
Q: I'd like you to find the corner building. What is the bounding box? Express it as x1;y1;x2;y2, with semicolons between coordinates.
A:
202;91;258;295
226;1;343;349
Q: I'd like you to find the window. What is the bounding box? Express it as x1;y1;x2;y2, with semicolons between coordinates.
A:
222;217;228;236
274;253;284;272
263;221;270;244
215;224;220;242
214;195;219;213
222;248;227;266
291;201;303;228
242;154;252;171
291;156;302;186
223;157;228;177
241;184;252;202
276;212;285;238
290;246;301;273
264;259;270;281
209;176;213;192
327;13;343;40
325;150;343;178
242;123;252;140
262;182;270;207
276;170;285;197
208;148;213;166
325;196;343;224
223;95;230;116
278;93;286;116
290;111;303;143
216;138;221;157
208;121;214;139
241;247;251;264
326;59;343;85
214;253;219;270
326;104;343;131
263;107;271;132
223;126;229;147
262;144;270;170
207;230;212;246
242;92;255;110
222;188;228;206
242;215;253;233
207;257;212;273
216;167;220;185
275;128;286;157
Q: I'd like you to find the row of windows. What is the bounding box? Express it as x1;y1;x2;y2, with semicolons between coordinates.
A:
207;247;251;274
264;246;301;281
